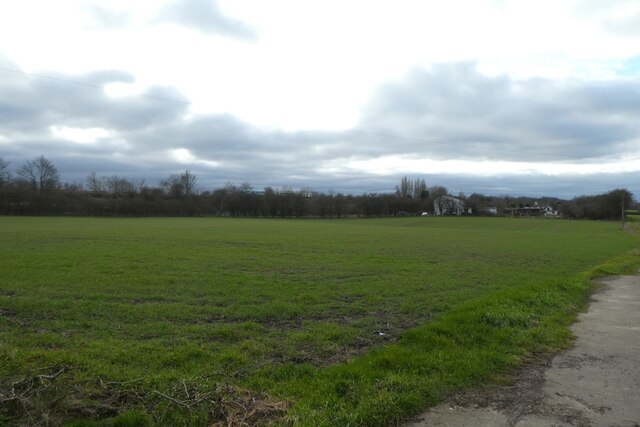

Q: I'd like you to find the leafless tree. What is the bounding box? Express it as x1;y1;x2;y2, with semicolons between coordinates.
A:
162;170;197;199
86;171;103;192
132;178;146;193
412;178;428;199
0;157;9;184
16;155;60;193
181;170;197;196
105;175;134;193
396;176;428;198
396;176;411;197
239;181;253;193
429;185;448;199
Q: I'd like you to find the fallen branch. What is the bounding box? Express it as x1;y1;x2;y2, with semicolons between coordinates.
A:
151;390;192;411
34;366;69;383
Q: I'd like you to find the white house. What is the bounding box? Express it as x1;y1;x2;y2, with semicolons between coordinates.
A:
434;196;466;216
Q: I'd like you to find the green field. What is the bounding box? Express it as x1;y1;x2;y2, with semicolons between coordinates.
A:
0;216;638;426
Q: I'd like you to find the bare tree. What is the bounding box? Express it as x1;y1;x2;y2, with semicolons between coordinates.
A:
162;170;198;199
132;178;146;193
239;181;253;193
224;182;237;192
396;176;411;197
86;171;103;192
0;157;9;184
17;155;60;193
413;178;428;199
105;175;134;193
180;170;197;196
396;176;428;198
429;185;448;199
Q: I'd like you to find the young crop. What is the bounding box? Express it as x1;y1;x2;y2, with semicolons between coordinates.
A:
0;216;637;425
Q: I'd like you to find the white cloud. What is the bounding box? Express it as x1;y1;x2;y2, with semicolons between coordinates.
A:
50;126;111;144
103;81;147;98
341;156;640;177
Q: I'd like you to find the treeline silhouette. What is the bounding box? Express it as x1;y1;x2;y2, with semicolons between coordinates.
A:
0;156;633;219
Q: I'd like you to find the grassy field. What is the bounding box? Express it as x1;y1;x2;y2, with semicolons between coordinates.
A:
0;216;638;426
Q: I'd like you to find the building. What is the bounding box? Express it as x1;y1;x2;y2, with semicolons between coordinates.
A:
434;196;466;216
503;203;559;217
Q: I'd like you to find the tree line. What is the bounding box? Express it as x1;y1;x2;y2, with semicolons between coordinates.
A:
0;155;633;219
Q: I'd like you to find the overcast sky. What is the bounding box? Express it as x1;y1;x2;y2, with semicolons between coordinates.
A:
1;0;639;198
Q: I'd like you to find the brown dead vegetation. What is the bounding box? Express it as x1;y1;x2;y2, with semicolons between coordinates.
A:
0;365;287;426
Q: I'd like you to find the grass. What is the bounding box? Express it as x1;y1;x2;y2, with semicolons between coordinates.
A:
0;216;638;425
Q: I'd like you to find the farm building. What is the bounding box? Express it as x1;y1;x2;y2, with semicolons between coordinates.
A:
503;203;559;217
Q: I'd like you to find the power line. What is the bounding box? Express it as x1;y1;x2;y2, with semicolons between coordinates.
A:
0;66;191;105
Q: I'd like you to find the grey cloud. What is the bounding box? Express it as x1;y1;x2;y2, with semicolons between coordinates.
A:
131;114;345;176
0;67;188;135
148;114;263;154
158;0;256;40
0;65;336;190
359;63;640;162
432;172;640;200
2;61;640;198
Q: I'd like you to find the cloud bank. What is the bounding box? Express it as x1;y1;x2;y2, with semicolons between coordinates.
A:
1;61;639;198
359;63;640;163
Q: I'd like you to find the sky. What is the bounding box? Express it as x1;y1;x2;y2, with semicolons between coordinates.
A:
1;0;639;198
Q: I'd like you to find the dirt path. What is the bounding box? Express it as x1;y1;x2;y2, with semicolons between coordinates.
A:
407;275;640;427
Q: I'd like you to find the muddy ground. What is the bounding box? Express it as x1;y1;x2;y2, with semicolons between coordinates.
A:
407;274;640;427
